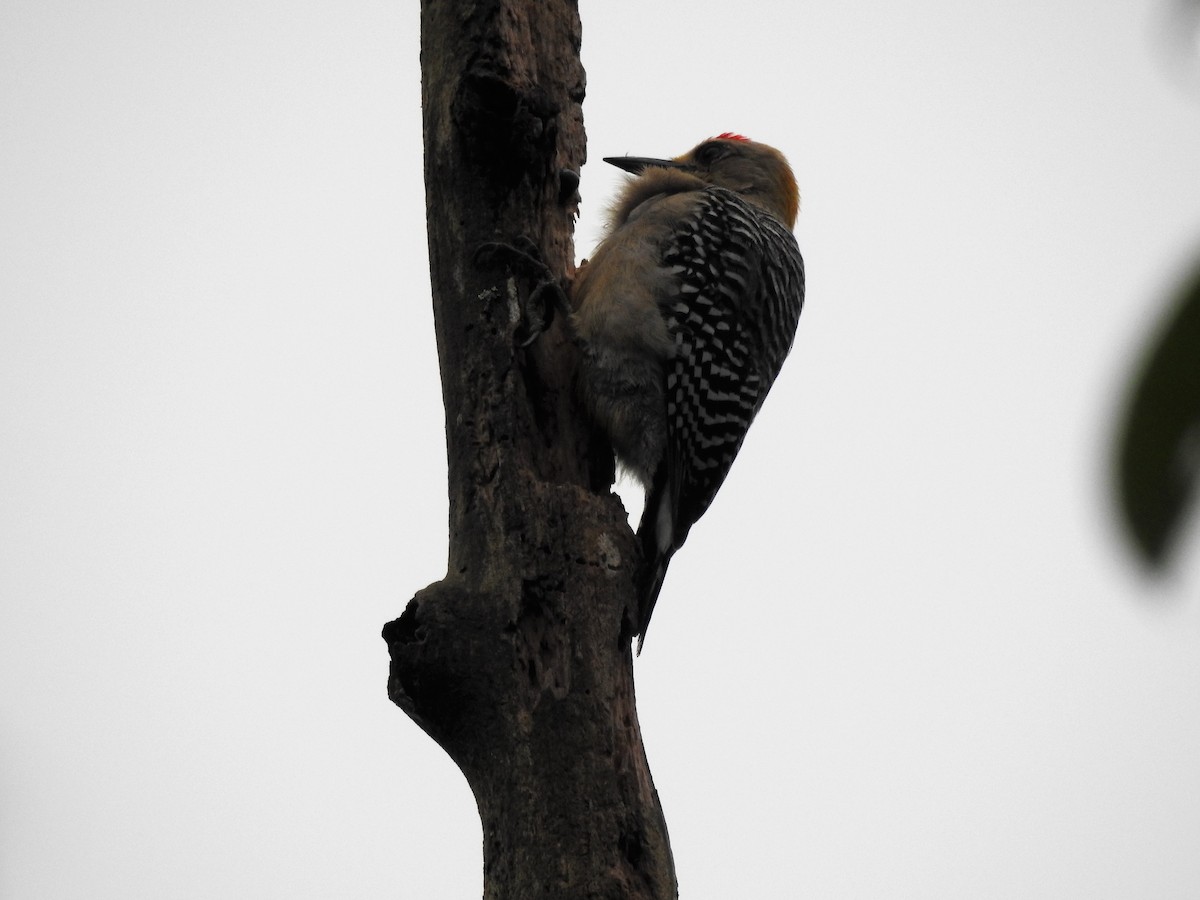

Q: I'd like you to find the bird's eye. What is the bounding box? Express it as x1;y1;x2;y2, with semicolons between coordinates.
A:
694;142;726;166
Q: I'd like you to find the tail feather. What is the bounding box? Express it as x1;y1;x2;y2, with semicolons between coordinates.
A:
635;533;671;655
634;468;676;655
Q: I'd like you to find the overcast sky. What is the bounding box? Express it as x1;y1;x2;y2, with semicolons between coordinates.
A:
4;1;1200;897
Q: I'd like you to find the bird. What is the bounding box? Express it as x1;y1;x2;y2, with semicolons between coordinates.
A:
571;133;806;652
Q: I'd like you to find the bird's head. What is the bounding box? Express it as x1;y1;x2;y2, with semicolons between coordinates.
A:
605;133;799;228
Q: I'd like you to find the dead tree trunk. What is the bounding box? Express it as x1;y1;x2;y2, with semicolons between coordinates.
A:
381;2;678;897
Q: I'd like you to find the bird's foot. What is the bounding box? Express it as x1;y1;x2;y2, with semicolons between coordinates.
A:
474;237;570;347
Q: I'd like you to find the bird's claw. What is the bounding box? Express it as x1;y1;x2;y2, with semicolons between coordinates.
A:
474;237;570;346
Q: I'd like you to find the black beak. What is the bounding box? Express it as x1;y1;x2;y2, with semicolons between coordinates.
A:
603;156;691;175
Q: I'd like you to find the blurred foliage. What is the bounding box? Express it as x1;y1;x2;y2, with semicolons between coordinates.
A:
1113;0;1200;569
1116;262;1200;567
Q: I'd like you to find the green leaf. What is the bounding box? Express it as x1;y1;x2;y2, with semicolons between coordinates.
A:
1116;258;1200;568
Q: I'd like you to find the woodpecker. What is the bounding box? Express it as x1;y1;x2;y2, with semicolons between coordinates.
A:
572;133;805;652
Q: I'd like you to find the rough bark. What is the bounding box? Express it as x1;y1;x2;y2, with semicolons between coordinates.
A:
381;2;677;898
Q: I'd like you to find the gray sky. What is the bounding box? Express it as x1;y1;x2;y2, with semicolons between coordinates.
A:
3;0;1200;897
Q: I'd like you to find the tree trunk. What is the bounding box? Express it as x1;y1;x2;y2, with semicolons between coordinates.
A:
381;2;677;898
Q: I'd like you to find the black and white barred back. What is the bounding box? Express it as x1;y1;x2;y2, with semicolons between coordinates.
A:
637;186;805;647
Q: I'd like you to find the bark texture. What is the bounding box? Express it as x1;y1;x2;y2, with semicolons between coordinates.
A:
381;2;677;897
